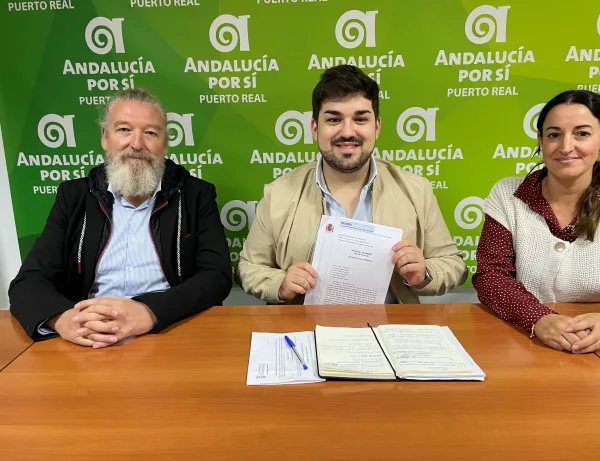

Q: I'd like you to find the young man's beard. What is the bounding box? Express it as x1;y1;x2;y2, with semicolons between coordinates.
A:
105;148;166;198
319;136;373;174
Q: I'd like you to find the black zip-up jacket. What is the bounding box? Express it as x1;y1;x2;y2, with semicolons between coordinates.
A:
9;159;232;340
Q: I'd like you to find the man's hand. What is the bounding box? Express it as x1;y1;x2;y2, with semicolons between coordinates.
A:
47;308;96;347
534;314;589;352
392;240;427;287
278;262;318;301
73;297;158;349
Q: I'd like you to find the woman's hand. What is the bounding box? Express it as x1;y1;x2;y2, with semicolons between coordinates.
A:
564;313;600;354
534;314;589;352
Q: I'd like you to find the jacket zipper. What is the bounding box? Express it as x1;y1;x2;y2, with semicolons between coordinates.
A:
86;202;113;297
97;203;113;264
149;201;170;284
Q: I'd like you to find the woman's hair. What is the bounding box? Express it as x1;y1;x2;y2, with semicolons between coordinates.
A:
535;90;600;241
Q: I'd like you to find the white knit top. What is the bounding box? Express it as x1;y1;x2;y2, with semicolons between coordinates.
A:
485;177;600;304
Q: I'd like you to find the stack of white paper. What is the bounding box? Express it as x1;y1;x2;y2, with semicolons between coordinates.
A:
305;216;403;305
246;331;325;385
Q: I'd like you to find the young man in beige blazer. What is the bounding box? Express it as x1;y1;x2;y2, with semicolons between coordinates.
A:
236;65;467;304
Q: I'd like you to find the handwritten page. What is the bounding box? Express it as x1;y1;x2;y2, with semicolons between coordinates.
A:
377;325;474;376
316;326;395;379
246;331;325;385
304;216;403;305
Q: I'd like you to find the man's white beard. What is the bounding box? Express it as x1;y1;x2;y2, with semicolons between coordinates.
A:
105;148;166;198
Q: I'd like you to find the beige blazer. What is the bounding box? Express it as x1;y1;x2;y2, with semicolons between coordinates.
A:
235;158;467;303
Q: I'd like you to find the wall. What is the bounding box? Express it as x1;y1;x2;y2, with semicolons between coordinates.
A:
0;124;22;309
4;1;590;286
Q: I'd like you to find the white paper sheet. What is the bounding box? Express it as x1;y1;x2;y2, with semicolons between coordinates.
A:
304;216;403;305
246;331;325;385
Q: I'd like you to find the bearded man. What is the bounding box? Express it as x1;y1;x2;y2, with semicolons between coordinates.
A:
9;88;231;346
236;65;466;304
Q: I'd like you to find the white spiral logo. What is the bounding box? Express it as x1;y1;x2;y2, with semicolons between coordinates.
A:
597;14;600;35
167;113;195;147
465;5;510;44
454;197;485;230
523;103;546;139
209;14;250;53
275;111;313;146
220;200;258;232
396;107;438;143
37;114;76;148
84;17;125;55
335;10;378;49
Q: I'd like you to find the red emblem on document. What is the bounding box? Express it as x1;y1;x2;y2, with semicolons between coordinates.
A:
326;224;334;233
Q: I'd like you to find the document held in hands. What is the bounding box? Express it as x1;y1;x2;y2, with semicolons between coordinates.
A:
246;331;325;385
304;216;403;305
315;324;486;381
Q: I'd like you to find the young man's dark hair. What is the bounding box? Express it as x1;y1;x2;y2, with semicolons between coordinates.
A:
311;65;380;122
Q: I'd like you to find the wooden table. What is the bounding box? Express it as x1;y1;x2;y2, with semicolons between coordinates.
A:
0;311;32;371
1;303;600;460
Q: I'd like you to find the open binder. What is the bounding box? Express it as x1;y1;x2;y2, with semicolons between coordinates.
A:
315;324;486;381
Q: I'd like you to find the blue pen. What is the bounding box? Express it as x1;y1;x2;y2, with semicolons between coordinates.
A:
284;335;309;370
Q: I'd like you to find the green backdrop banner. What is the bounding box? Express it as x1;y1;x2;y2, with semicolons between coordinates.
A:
1;0;599;286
